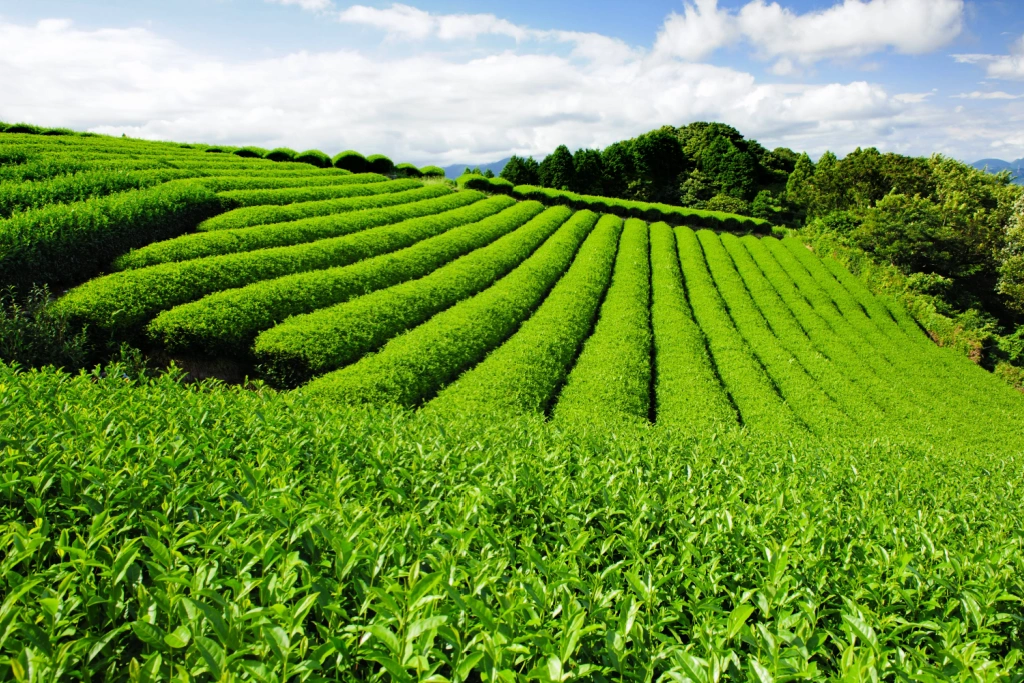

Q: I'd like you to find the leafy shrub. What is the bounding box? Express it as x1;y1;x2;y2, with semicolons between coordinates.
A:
366;154;395;175
232;146;268;158
306;206;597;405
119;188;474;268
395;163;423;178
705;193;751;216
0;180;225;289
254;202;557;385
458;174;514;194
197;184;449;231
333;150;369;173
218;177;417;207
420;165;445;177
150;196;515;357
204;147;226;153
427;213;620;416
265;147;298;162
295;149;332;168
2;123;43;135
42;127;75;136
0;285;90;369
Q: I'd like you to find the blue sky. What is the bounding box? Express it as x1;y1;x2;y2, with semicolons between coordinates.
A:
1;0;1023;165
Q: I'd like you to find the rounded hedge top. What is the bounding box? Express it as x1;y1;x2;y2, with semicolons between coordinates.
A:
234;146;269;159
295;150;333;168
366;154;395;175
420;165;446;177
3;123;43;135
395;163;424;178
265;148;298;162
333;150;369;173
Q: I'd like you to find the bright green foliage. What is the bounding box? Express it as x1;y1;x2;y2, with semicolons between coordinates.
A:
332;150;369;173
539;144;576;190
217;176;411;207
0;168;195;218
554;218;651;422
146;197;520;356
255;204;565;386
458;174;514;194
294;149;332;168
193;172;370;193
306;209;597;405
649;223;737;432
395;162;423;177
427;213;622;416
233;146;269;158
197;184;449;232
512;183;770;231
58;198;513;338
264;147;297;162
0;180;224;288
116;189;473;268
999;194;1024;312
676;227;804;433
3;363;1024;680
419;165;445;177
366;154;395;175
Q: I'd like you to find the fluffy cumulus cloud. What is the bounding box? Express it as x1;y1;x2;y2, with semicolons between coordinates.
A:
954;35;1024;81
0;0;1009;163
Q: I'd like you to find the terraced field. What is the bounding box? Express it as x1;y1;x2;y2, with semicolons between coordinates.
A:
3;128;1024;681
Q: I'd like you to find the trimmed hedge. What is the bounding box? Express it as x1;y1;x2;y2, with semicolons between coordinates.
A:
395;163;423;178
445;178;770;233
117;189;477;269
0;168;196;218
457;174;514;194
265;148;298;162
146;196;521;356
0;181;225;289
195;173;388;193
233;147;269;159
366;154;395;175
295;150;332;168
254;203;567;386
553;218;652;423
420;166;445;178
427;213;622;416
56;197;516;338
197;184;450;232
2;124;44;135
333;150;368;173
217;177;412;207
304;208;599;406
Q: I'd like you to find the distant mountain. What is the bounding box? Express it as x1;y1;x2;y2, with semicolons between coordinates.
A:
972;158;1024;184
443;158;511;179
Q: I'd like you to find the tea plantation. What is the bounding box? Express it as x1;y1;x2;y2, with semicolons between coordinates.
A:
1;128;1023;681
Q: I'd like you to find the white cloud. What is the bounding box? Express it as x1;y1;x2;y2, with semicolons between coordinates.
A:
739;0;964;65
0;13;1010;164
266;0;334;11
652;0;738;61
338;4;527;42
953;35;1024;80
951;91;1021;100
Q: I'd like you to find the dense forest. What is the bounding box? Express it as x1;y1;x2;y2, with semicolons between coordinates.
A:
498;123;1024;386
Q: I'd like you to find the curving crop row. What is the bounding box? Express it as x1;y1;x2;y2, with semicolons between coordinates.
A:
194;173;375;193
217;176;408;207
0;180;224;289
197;184;451;232
675;227;803;433
116;187;469;269
699;230;851;436
553;218;652;423
0;168;200;218
305;210;600;406
426;214;622;417
254;205;572;387
649;222;737;432
147;197;529;360
57;197;516;339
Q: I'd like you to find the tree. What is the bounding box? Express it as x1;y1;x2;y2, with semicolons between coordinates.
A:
572;149;604;195
679;169;718;208
705;193;751;216
539;145;575;190
700;135;755;200
998;194;1024;313
853;193;956;275
808;151;846;216
750;190;779;222
500;155;541;186
785;153;815;210
601;142;636;198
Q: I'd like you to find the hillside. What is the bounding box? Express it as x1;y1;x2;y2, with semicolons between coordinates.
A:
972;157;1024;183
2;126;1024;679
